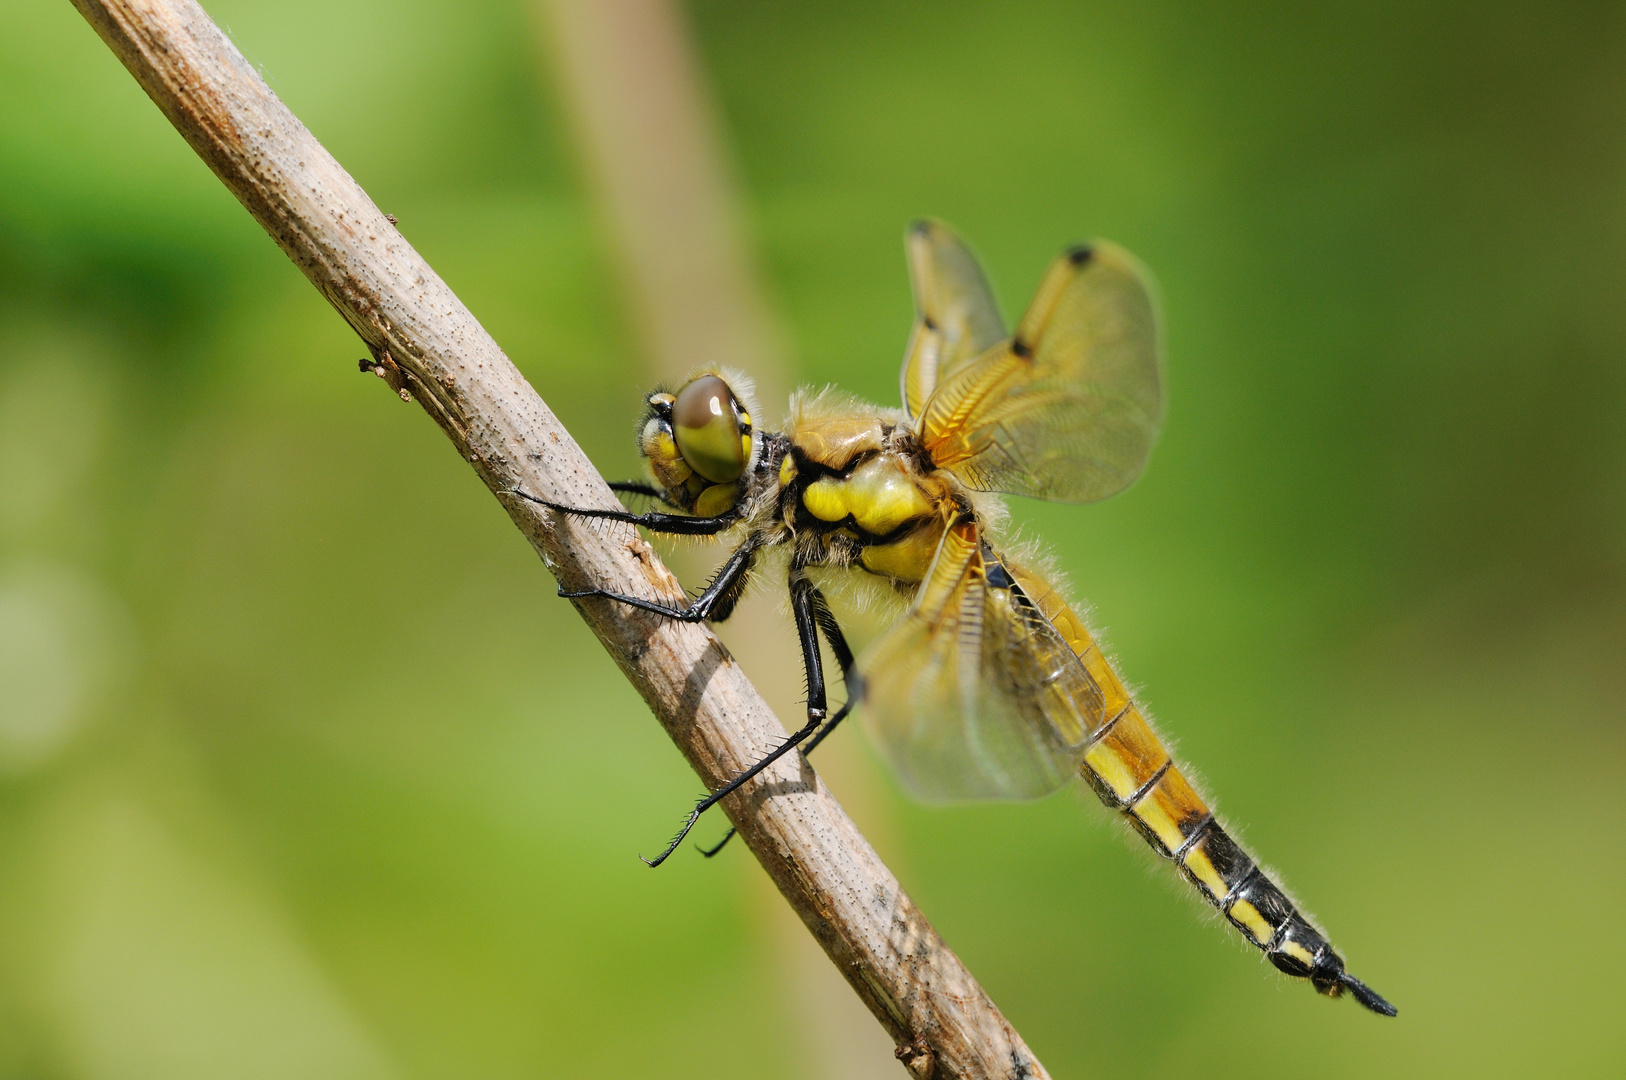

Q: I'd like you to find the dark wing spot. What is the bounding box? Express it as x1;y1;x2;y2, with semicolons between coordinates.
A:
1011;337;1033;359
922;315;939;331
1067;244;1095;266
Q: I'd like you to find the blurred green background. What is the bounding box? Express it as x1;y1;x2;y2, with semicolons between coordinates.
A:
2;0;1624;1077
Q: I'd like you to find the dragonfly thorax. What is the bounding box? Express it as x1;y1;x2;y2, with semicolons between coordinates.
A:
779;418;958;585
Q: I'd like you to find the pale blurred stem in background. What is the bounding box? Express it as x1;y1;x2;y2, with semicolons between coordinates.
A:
534;3;896;1076
66;0;1049;1077
536;0;784;396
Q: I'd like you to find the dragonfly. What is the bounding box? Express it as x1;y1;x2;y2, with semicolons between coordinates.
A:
517;220;1395;1016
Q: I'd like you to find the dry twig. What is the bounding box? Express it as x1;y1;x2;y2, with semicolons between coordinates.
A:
67;1;1051;1076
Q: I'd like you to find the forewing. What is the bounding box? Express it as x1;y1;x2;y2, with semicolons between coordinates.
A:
860;519;1104;801
899;220;1007;419
918;242;1163;503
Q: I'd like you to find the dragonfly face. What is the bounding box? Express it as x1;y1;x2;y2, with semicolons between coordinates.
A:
637;373;756;518
535;220;1395;1017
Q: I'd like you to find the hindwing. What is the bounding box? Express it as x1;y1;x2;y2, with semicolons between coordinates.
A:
915;242;1164;503
860;517;1109;801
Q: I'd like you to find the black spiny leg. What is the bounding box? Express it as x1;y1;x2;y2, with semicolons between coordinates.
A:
607;481;683;511
699;581;861;859
511;484;751;616
803;586;860;755
643;574;839;867
559;534;761;623
507;486;739;536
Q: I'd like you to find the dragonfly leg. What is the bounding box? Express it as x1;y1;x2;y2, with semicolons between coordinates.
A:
698;579;861;859
559;535;760;623
507;485;739;535
607;480;683;511
644;574;836;867
803;584;860;755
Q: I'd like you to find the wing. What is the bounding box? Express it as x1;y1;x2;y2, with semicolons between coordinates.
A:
917;241;1163;503
860;517;1111;801
899;220;1008;420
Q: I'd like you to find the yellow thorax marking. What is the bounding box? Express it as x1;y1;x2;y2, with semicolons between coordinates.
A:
859;522;944;583
802;455;934;537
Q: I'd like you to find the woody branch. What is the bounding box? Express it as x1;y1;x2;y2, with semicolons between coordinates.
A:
65;1;1050;1076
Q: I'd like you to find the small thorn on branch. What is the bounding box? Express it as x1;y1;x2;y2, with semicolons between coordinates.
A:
359;347;413;401
895;1034;935;1079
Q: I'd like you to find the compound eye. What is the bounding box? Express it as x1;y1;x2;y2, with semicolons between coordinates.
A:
672;374;747;483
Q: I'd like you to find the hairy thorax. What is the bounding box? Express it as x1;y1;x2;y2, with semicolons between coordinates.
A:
774;392;964;585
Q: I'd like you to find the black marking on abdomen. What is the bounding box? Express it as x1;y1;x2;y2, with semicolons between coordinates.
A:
1227;870;1295;938
1189;824;1257;906
1179;825;1397;1014
1171;812;1214;862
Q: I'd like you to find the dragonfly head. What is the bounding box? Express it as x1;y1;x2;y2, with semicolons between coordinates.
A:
639;370;758;516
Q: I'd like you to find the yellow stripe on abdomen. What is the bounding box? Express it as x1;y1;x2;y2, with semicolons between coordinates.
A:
1009;565;1386;1008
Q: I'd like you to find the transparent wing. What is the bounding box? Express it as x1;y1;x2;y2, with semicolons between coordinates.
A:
899;220;1007;420
917;241;1163;503
860;518;1108;801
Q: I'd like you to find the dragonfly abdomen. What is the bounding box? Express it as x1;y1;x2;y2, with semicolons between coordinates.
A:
1078;703;1394;1014
1008;559;1395;1014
